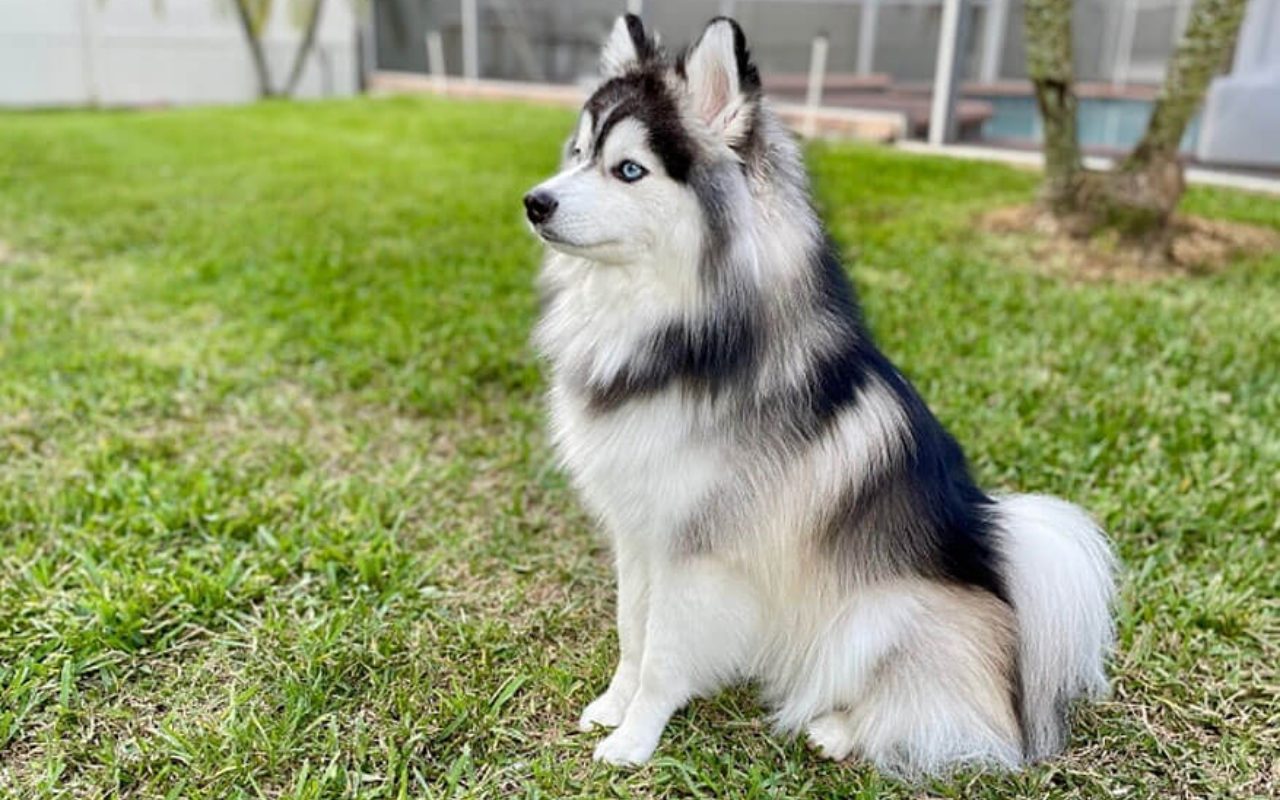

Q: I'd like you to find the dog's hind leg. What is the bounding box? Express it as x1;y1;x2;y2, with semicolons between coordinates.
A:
592;556;760;766
787;581;1022;774
838;584;1024;775
580;541;649;731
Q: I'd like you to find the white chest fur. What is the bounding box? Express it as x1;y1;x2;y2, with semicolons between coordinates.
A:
548;380;725;545
537;248;726;545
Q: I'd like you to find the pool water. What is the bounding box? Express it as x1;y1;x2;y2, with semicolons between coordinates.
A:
976;95;1201;153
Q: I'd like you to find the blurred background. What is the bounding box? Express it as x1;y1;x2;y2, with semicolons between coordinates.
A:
2;0;1278;169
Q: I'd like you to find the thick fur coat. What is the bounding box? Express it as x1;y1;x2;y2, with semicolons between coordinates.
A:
524;15;1116;776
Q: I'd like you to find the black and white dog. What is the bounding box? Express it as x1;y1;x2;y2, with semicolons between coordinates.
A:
525;15;1115;776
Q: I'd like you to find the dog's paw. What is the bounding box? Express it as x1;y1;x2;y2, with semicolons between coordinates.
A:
592;726;659;767
805;712;856;761
578;690;628;732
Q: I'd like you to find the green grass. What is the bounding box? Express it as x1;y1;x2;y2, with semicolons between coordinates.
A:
0;96;1276;799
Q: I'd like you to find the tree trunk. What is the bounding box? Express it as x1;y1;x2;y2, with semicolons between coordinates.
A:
1023;0;1081;216
1097;0;1251;242
284;0;328;97
231;0;276;98
1025;0;1249;254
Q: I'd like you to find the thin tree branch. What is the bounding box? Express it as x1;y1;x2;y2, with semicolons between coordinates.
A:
1123;0;1249;171
1023;0;1081;212
284;0;329;97
230;0;276;97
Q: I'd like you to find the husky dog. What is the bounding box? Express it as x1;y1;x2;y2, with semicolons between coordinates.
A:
525;15;1116;776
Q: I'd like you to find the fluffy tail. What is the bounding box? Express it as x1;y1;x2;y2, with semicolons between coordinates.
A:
996;493;1116;760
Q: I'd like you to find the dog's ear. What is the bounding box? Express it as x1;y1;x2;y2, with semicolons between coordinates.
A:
680;18;761;149
601;15;658;78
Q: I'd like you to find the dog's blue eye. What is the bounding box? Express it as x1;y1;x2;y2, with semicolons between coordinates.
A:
613;160;648;183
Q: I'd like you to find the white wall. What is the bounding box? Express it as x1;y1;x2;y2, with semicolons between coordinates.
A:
0;0;359;107
1197;0;1280;167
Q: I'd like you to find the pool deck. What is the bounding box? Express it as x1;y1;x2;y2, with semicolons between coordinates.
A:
371;71;909;142
896;141;1280;195
372;72;1280;195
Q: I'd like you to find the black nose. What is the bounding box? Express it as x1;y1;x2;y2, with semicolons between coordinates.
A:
523;191;558;224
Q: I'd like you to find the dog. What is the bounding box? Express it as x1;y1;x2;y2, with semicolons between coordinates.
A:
524;14;1116;776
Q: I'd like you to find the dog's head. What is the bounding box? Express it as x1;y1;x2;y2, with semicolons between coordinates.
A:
524;15;764;268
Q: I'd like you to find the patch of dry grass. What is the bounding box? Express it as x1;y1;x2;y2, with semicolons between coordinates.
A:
980;204;1280;282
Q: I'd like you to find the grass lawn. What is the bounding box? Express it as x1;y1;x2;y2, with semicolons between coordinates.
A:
0;96;1277;799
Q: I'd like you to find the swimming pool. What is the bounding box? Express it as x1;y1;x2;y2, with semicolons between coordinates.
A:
976;94;1201;152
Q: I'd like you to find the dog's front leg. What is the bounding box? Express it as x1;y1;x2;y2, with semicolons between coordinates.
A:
593;556;758;766
579;540;649;731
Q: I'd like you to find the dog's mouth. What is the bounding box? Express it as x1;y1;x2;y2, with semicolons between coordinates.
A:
536;228;574;246
536;227;619;252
